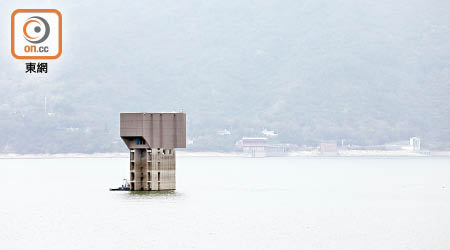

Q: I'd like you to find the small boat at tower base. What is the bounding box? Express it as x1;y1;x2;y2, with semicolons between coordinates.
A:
110;179;130;191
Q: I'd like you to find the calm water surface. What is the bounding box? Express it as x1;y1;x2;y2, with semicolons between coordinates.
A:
1;156;449;250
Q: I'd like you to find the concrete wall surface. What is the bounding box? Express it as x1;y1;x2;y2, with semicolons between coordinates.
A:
120;113;186;149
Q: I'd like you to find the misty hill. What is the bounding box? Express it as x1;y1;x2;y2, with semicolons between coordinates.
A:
0;0;449;153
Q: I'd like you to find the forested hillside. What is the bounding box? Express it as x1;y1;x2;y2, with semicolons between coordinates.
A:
0;0;449;153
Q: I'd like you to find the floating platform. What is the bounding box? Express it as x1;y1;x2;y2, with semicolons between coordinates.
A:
109;187;130;191
110;179;131;191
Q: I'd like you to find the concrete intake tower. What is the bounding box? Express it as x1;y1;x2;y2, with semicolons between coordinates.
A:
120;113;186;191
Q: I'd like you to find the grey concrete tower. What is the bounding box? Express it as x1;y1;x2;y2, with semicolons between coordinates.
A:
120;113;186;191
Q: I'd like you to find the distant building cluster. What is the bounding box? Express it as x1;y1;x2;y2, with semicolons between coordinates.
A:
238;135;423;157
227;126;424;157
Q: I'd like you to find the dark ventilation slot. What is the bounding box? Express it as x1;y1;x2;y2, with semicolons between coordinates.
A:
136;138;146;145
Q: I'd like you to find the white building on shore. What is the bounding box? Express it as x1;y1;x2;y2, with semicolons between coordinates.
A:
241;137;291;157
242;137;267;157
410;137;421;152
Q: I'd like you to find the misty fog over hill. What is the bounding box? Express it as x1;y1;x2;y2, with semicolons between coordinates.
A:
0;0;449;153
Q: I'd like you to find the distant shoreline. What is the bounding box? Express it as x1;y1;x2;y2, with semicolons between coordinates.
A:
0;150;449;159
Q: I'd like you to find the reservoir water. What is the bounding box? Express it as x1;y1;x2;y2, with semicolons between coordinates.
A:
1;156;449;250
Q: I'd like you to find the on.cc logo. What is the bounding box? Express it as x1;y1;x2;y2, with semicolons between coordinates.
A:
23;16;50;44
11;9;62;60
